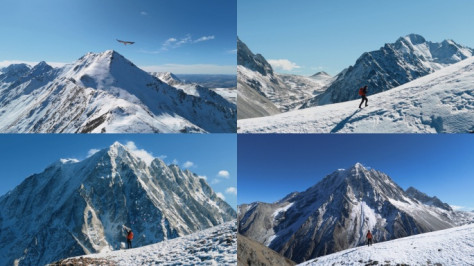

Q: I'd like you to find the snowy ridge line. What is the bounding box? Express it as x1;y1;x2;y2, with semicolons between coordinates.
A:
0;50;236;133
238;56;474;133
299;223;474;266
54;221;237;266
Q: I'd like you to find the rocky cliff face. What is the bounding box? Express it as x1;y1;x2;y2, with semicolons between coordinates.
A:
0;142;236;266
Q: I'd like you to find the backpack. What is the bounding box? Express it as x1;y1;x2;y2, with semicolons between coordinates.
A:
127;231;134;240
358;87;365;96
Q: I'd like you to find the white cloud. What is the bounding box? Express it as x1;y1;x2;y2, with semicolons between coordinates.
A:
158;155;167;160
140;11;148;16
141;64;236;74
176;35;192;46
217;170;230;178
227;49;237;54
87;149;100;157
216;192;225;200
0;60;68;68
268;59;301;71
154;34;216;52
172;159;179;165
225;187;237;195
211;179;221;185
194;35;215;43
198;175;207;180
182;161;194;168
125;141;155;165
451;205;464;211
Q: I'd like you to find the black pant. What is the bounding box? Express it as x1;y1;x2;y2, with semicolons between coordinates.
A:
367;238;372;246
359;95;368;108
127;240;132;249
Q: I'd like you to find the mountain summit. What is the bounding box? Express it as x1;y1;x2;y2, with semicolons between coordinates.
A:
0;50;236;133
238;163;456;263
0;142;236;265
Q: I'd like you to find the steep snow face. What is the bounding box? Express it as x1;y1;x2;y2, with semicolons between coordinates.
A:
56;221;237;266
306;34;474;107
0;50;236;133
300;223;474;266
238;56;474;133
238;163;456;263
0;142;236;266
152;72;182;86
237;39;328;118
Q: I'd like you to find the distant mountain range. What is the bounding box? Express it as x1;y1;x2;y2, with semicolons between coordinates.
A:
0;50;236;133
238;163;468;263
0;142;236;265
237;38;330;119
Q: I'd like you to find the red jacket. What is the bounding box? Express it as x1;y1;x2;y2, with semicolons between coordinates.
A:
366;232;372;239
127;231;134;240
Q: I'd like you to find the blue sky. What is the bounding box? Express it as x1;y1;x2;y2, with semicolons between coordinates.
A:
0;0;236;74
238;134;474;211
238;0;474;76
0;134;237;209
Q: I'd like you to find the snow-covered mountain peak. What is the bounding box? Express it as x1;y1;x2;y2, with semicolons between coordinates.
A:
239;164;456;263
237;37;274;76
397;33;427;45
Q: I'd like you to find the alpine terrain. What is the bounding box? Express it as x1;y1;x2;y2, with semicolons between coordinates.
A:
237;38;331;119
238;163;468;263
54;221;237;266
0;142;236;266
300;223;474;266
304;34;474;107
0;50;236;133
238;54;474;133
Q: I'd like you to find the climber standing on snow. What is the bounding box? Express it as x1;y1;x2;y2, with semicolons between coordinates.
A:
366;230;373;247
127;229;134;249
359;85;368;108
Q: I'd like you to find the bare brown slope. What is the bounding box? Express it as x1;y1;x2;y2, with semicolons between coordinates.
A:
238;234;295;266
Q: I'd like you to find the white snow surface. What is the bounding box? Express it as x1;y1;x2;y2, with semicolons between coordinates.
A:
300;223;474;266
238;56;474;133
65;220;237;266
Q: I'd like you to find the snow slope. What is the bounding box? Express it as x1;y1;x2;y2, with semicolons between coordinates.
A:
238;56;474;133
0;50;236;133
300;223;474;266
0;142;236;266
55;221;237;266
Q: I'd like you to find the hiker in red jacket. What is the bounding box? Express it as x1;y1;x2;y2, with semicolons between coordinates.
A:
127;230;134;249
359;85;368;108
366;230;373;247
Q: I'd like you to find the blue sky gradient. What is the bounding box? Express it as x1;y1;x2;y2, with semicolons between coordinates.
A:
238;134;474;211
0;0;236;74
238;0;474;76
0;134;237;209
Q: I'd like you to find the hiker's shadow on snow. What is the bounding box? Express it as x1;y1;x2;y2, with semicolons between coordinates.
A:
330;109;361;133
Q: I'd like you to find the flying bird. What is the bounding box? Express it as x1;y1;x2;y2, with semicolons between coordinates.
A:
117;39;135;45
